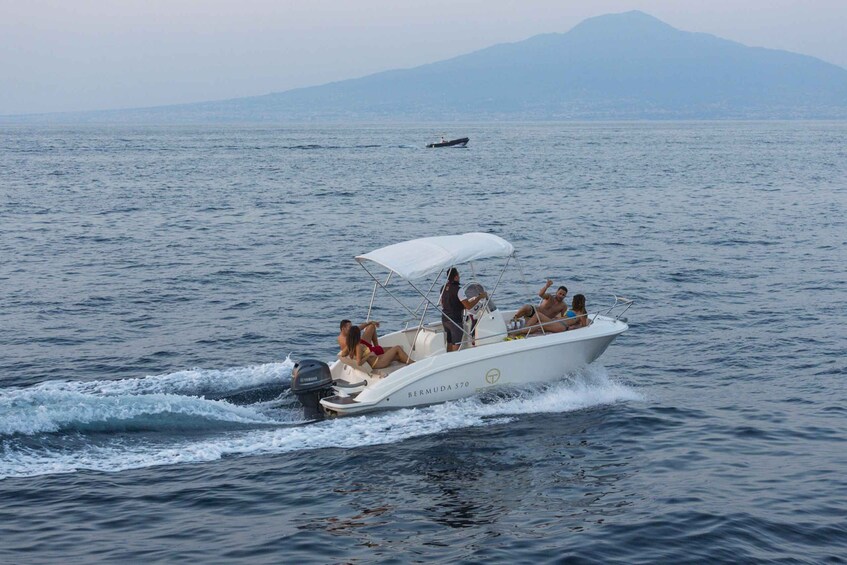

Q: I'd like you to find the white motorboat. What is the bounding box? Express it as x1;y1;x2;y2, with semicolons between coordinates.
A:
290;233;631;418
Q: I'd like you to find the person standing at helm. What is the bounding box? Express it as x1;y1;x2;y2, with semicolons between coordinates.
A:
440;267;487;352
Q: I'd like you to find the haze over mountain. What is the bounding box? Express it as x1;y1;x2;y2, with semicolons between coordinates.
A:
7;11;847;122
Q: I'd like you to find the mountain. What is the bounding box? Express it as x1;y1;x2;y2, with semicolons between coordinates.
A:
7;11;847;122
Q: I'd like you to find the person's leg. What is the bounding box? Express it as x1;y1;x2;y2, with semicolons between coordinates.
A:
362;324;377;345
372;346;410;369
446;330;461;352
513;305;531;319
395;345;411;363
540;318;567;333
443;317;463;352
372;352;394;369
441;316;455;353
362;323;379;347
524;311;545;335
525;311;565;334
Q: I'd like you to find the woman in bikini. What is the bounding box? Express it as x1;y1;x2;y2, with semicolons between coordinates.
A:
523;293;589;334
564;294;589;331
342;325;412;370
338;319;384;355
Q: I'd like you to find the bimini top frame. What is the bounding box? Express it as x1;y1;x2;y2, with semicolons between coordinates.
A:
355;233;516;344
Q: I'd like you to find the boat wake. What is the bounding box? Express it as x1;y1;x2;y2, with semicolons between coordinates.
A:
0;358;299;437
0;362;641;480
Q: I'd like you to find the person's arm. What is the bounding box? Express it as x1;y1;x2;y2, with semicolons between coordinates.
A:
538;279;553;300
346;345;373;375
460;292;487;310
455;282;487;310
358;320;379;330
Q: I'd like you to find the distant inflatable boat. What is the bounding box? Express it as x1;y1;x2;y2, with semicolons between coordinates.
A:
426;137;469;148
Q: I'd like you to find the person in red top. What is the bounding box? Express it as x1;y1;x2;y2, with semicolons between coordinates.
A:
341;325;412;372
338;319;384;355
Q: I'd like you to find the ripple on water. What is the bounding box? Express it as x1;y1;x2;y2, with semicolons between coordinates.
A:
1;122;846;563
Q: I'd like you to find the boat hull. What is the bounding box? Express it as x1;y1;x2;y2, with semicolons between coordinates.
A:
426;137;469;148
321;316;626;416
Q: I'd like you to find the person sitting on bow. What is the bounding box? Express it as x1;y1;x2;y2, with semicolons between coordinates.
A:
512;280;570;324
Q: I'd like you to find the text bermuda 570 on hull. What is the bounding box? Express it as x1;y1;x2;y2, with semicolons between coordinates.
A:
290;233;631;418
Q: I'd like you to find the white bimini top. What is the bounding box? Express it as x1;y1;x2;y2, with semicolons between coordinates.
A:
356;233;514;281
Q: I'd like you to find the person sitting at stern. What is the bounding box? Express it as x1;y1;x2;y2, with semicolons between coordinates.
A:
338;319;383;355
341;325;412;371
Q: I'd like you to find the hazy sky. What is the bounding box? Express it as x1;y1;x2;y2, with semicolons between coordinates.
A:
2;0;846;115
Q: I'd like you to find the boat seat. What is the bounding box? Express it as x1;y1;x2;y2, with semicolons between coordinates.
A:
336;354;410;380
411;327;445;359
377;361;408;377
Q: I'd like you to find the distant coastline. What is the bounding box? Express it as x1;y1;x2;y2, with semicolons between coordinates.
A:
3;11;847;124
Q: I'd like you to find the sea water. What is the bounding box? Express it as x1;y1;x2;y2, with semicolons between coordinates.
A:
1;122;845;563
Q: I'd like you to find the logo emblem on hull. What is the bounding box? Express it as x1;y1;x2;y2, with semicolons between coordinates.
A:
485;368;501;384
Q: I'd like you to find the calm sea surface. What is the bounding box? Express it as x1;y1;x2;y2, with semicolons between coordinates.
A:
1;122;845;563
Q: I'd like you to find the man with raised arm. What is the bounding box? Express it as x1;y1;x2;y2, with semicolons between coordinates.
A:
512;279;570;322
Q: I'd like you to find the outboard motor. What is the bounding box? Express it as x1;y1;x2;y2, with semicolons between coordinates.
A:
290;359;334;420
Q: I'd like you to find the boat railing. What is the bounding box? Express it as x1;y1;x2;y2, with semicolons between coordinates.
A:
593;295;634;323
398;295;632;350
457;296;630;348
502;295;633;343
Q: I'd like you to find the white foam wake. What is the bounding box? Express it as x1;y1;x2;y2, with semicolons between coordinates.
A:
0;359;295;437
32;358;295;397
0;366;642;479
